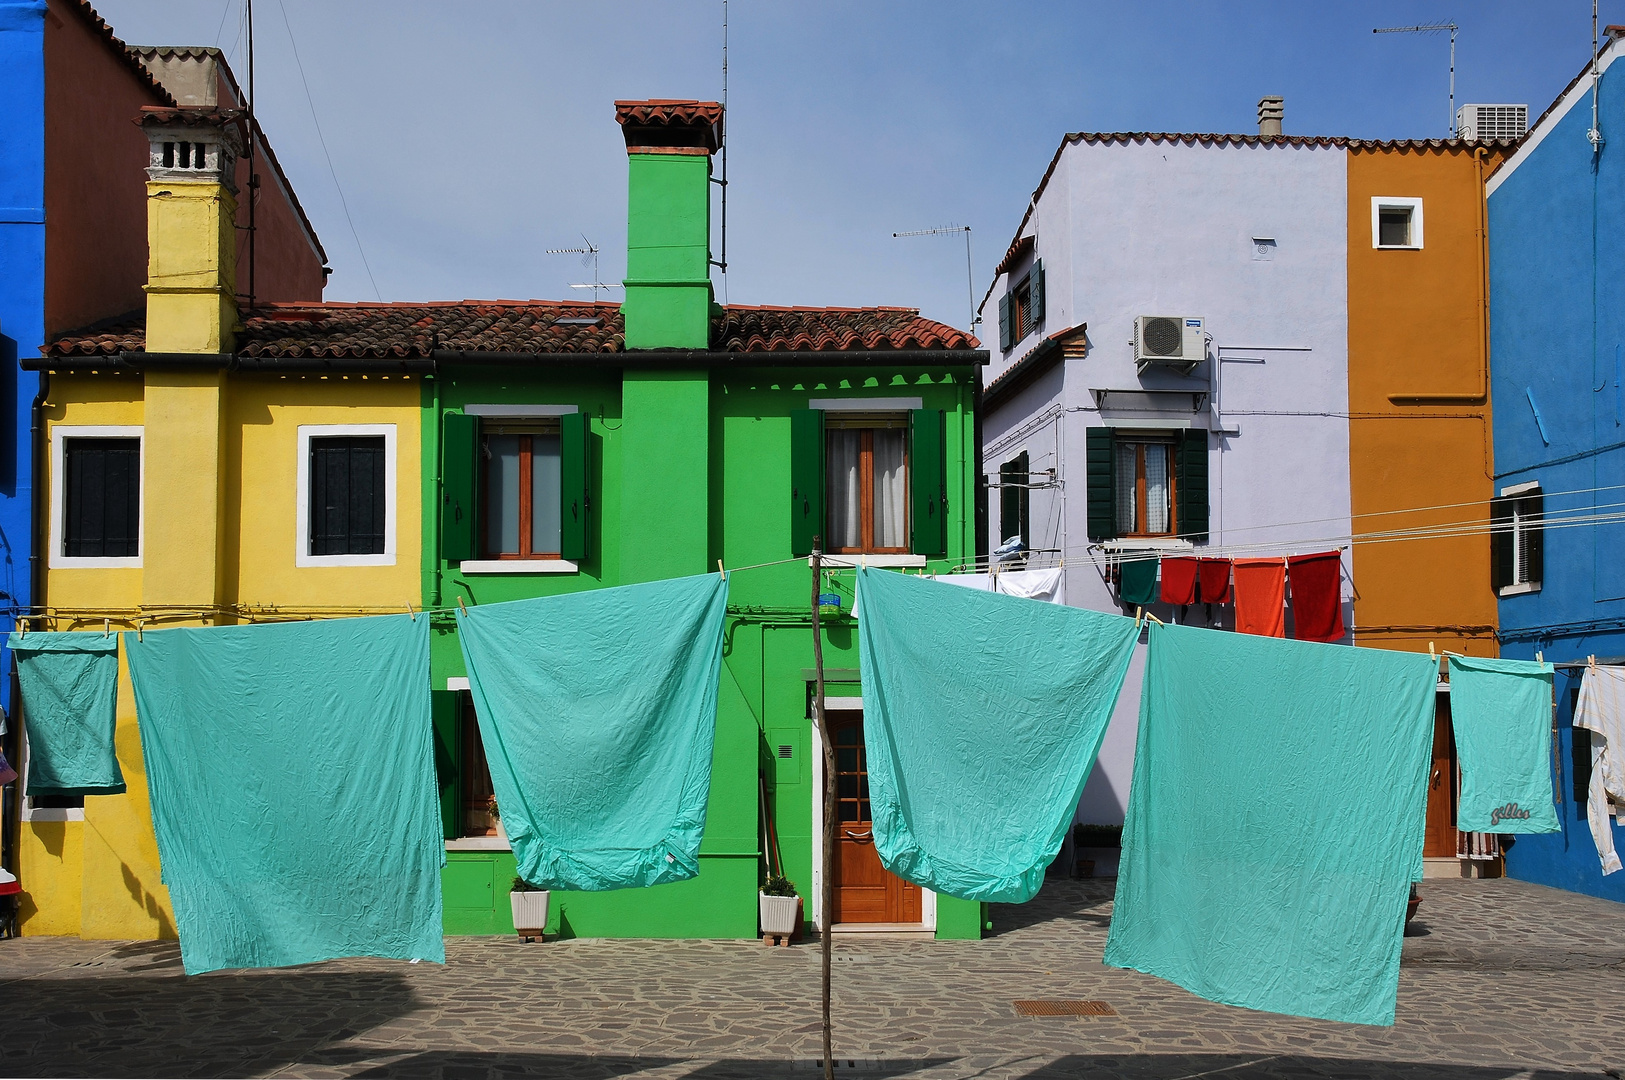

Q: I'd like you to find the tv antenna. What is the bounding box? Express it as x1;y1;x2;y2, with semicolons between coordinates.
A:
892;225;978;335
1374;21;1460;136
546;236;619;302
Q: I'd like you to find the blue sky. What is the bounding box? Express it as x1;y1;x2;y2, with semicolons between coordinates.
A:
97;2;1621;335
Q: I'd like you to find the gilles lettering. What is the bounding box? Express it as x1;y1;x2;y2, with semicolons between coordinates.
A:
1489;802;1532;827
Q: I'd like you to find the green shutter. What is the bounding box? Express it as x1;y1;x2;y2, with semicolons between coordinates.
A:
911;408;947;556
998;293;1012;352
1523;491;1544;586
560;411;589;562
790;409;824;556
1029;259;1044;326
441;412;478;563
1490;495;1513;591
431;689;461;840
1176;429;1209;543
1086;427;1116;542
999;458;1020;544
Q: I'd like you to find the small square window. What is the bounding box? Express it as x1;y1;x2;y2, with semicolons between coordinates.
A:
1378;209;1412;247
1372;197;1423;249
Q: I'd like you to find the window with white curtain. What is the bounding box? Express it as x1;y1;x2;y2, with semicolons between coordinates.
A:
481;420;562;559
1114;437;1175;538
826;414;909;553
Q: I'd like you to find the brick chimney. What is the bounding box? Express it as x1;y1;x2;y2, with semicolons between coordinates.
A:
614;100;722;350
1258;96;1284;138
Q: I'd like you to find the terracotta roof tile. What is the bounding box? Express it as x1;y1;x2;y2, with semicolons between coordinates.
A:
613;100;724;128
42;302;979;359
65;1;177;108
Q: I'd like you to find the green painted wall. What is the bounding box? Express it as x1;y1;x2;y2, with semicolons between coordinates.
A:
622;152;712;349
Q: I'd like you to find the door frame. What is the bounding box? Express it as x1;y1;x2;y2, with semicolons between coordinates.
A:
809;696;936;931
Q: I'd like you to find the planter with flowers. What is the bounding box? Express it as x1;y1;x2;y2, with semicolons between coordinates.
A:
759;873;802;945
511;876;549;942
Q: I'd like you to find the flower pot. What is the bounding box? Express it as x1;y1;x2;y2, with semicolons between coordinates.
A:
510;890;549;939
759;892;800;936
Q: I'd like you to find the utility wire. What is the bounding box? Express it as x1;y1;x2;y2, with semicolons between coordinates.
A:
274;0;381;301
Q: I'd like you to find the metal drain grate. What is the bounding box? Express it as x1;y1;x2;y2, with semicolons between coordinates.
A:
1013;999;1117;1017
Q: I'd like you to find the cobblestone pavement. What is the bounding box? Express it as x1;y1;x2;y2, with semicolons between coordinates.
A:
1;877;1621;1079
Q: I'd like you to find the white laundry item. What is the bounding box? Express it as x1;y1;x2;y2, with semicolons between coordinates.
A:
928;573;995;591
993;568;1064;604
1573;664;1625;875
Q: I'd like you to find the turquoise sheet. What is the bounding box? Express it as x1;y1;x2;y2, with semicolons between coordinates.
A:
855;566;1139;903
1448;656;1558;833
1104;622;1436;1026
125;615;442;975
6;632;124;797
456;574;729;891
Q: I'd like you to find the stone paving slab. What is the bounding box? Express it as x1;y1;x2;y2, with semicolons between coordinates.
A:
0;878;1620;1079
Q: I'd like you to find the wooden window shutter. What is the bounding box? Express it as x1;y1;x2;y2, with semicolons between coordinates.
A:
790;409;824;556
440;412;479;563
560;411;589;562
999;456;1021;544
1029;259;1044;326
1523;490;1544;585
1086;427;1116;541
430;689;461;840
1175;429;1209;542
998;293;1012;352
1490;495;1513;591
911;408;947;556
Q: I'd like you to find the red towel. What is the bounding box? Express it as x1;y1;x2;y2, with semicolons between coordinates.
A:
1288;551;1345;643
1233;558;1286;637
1160;557;1200;605
1197;558;1232;604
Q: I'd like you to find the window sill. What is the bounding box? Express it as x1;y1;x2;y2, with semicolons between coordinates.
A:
1498;582;1541;597
816;554;928;568
1374;244;1422;251
1101;538;1195;551
445;837;510;852
297;554;397;568
50;557;141;569
458;559;579;575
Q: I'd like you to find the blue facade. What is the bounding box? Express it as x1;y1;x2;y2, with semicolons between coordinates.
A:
1488;43;1625;903
0;0;46;724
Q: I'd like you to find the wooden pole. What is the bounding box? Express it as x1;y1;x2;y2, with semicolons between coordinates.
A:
811;538;834;1080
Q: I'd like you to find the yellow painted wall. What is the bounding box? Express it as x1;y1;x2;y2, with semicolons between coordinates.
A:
21;372;422;937
1347;144;1507;656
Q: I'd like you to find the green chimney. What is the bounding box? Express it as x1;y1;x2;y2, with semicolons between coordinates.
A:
615;100;721;349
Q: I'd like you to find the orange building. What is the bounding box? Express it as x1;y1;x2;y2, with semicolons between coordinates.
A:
1346;141;1512;866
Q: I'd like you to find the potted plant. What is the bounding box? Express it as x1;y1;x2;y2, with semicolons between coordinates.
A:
510;876;549;942
759;873;801;943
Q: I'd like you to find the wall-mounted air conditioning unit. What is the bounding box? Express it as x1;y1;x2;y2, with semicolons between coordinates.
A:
1456;104;1528;142
1133;315;1204;375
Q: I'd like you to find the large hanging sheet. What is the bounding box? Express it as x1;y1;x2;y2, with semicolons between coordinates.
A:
456;574;729;891
6;632;124;796
1447;656;1558;834
1104;622;1436;1026
126;614;441;975
856;566;1138;903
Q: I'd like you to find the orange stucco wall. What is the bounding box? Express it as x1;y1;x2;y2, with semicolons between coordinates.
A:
1347;144;1508;655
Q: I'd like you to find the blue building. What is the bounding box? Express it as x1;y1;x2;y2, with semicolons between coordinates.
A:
1487;28;1625;903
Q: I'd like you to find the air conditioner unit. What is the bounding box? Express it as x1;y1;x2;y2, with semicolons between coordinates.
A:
1133;315;1205;374
1456;104;1528;142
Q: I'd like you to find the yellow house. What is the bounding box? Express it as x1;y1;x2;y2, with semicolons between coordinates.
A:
18;106;420;937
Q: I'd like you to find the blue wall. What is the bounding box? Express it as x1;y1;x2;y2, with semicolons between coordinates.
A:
1489;47;1625;904
0;0;46;724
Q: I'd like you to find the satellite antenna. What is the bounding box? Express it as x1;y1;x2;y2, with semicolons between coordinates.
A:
892;225;978;335
1373;21;1460;136
545;235;619;303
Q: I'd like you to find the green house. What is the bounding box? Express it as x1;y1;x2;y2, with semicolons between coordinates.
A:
419;100;987;939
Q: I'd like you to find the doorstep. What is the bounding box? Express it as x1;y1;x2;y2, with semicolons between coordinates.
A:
1422;856;1502;879
830;922;935;940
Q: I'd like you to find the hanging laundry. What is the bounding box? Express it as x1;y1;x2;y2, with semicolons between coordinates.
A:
1159;557;1199;605
1118;557;1159;606
6;632;124;796
855;567;1138;903
1573;664;1625;875
1287;551;1345;643
1232;558;1286;637
456;574;729;892
1447;656;1558;834
125;614;442;975
924;572;994;592
995;567;1064;603
1198;557;1232;604
1104;622;1436;1026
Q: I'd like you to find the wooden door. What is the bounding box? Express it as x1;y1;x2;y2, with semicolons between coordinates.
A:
1423;694;1459;857
830;711;920;924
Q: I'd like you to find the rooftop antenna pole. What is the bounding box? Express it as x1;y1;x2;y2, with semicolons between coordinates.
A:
1590;0;1605;152
893;225;978;335
708;0;729;299
1373;22;1460;136
246;0;257;307
548;237;612;303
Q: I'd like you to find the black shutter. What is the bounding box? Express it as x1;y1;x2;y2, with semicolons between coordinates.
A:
441;412;478;563
1029;259;1044;326
310;437;385;556
1490;495;1513;591
63;438;140;558
1175;429;1209;543
998;293;1012;352
911;409;948;557
999;451;1029;546
1523;490;1544;586
1086;427;1116;542
431;689;460;840
559;412;588;562
790;409;824;556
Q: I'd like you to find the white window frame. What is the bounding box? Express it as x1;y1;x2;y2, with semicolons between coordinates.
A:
49;425;144;569
296;423;397;567
1371;196;1424;250
1499;480;1542;596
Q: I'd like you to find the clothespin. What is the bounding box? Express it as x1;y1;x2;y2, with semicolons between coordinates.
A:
406;602;416;622
136;618;144;642
456;597;468;615
103;618;110;638
1135;606;1145;627
1428;641;1437;662
1144;611;1165;626
717;559;726;579
15;616;23;640
1535;650;1543;663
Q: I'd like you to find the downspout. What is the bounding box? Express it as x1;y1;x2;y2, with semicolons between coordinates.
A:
428;373;443;608
7;373;49;880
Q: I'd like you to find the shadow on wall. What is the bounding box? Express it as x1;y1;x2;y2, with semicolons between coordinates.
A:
118;860;176;939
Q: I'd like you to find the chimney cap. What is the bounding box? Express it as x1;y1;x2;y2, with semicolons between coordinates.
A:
1258;95;1284;138
614;99;723;154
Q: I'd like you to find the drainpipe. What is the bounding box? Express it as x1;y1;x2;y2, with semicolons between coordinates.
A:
6;373;50;881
